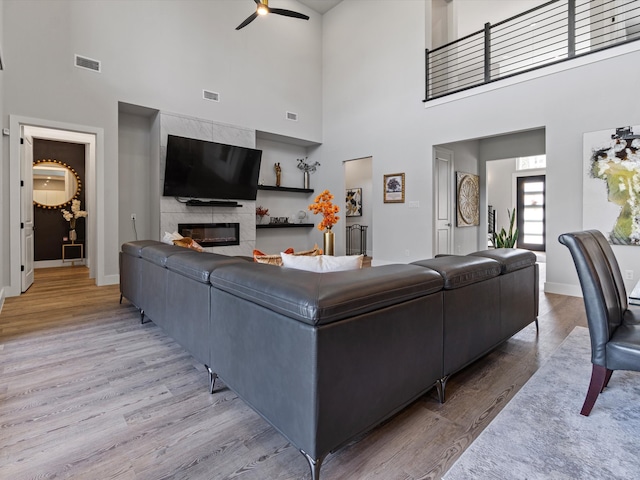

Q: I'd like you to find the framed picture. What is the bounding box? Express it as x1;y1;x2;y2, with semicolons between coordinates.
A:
383;173;405;203
456;172;480;226
346;188;363;217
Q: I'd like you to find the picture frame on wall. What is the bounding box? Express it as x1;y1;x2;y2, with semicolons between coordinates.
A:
346;188;363;217
383;173;405;203
456;172;480;227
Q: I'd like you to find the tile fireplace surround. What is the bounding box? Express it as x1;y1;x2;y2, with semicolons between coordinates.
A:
159;112;256;256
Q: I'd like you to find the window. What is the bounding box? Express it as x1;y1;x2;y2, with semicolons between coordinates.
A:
516;155;546;171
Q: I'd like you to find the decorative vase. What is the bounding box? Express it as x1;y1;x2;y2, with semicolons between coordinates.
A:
303;171;310;189
69;229;77;243
323;229;335;256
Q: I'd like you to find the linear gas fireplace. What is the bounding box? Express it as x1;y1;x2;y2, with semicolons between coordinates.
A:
178;223;240;247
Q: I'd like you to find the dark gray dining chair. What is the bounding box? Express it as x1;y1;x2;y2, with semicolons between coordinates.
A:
559;230;640;416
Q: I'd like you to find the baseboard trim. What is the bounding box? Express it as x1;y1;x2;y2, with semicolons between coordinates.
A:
98;274;119;286
544;282;582;297
0;287;5;314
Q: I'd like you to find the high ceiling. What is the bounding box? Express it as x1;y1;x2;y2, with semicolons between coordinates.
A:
297;0;343;14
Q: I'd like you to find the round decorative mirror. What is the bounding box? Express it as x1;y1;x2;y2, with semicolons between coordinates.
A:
33;159;81;209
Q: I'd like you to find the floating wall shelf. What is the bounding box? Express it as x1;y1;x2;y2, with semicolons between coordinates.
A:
256;223;315;229
258;185;314;194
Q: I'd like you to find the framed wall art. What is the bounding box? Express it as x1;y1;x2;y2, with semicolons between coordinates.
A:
346;188;362;217
383;173;405;203
456;172;479;227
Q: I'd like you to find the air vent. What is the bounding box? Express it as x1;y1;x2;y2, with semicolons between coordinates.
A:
286;111;298;121
75;54;101;72
203;90;220;102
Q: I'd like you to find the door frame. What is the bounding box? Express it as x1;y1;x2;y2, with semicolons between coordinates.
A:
9;115;104;297
433;147;454;256
516;174;546;251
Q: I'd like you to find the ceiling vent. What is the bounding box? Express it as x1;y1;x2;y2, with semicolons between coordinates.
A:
286;111;298;121
75;54;101;73
203;90;220;102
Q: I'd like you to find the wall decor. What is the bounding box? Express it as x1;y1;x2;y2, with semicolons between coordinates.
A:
33;159;82;209
456;172;480;227
383;173;405;203
345;188;362;216
583;125;640;245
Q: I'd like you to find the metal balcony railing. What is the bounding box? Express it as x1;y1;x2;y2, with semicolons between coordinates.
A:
425;0;640;101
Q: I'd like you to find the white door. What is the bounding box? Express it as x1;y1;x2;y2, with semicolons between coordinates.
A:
434;148;454;255
21;132;35;292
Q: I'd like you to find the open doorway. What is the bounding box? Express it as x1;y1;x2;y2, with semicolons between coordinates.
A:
8;116;99;297
344;157;373;259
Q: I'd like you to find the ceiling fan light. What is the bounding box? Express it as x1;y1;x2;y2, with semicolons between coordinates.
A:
257;5;269;15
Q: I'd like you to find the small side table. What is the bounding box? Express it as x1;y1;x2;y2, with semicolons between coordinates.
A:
62;241;84;266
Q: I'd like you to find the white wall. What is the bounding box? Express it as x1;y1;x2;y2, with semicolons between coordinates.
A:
1;0;323;293
487;158;517;234
322;0;640;294
0;0;5;302
454;0;551;38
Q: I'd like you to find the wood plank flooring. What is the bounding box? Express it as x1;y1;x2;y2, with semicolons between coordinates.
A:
0;263;586;479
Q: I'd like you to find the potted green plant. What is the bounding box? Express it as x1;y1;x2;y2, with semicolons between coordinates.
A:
492;208;518;248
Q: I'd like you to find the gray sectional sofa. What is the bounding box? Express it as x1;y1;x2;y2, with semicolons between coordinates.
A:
119;241;538;479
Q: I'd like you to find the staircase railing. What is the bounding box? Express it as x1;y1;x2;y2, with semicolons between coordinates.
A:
425;0;640;101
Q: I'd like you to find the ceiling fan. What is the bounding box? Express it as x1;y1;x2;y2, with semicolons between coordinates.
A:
236;0;310;30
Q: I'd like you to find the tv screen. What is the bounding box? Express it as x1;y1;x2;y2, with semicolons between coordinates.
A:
163;135;262;201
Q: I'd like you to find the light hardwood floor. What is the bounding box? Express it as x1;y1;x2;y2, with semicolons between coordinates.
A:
0;264;586;479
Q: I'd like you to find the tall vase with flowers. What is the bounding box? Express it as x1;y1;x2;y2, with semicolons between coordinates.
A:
308;189;340;255
61;199;88;243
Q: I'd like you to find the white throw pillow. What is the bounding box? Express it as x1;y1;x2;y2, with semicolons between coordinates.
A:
162;231;183;245
281;253;363;272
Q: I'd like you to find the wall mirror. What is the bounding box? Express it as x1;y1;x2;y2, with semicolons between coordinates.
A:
33;159;81;209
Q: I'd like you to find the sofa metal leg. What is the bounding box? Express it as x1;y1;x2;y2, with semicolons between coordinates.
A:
300;450;324;480
119;293;123;304
436;376;449;403
205;365;218;393
534;317;539;333
140;309;145;324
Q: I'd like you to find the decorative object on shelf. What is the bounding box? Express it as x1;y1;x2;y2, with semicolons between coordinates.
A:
383;173;405;203
274;163;282;187
456;172;480;227
309;189;340;256
345;188;362;217
492;208;518;248
297;210;307;224
61;199;87;244
297;157;320;189
256;205;270;225
269;216;290;224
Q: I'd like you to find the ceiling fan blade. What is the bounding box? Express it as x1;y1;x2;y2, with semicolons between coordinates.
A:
269;8;310;20
236;12;259;30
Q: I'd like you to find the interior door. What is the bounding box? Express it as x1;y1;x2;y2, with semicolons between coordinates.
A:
21;131;35;292
434;148;454;255
516;175;545;251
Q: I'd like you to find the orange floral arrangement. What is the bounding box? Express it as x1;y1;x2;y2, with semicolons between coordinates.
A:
309;189;340;231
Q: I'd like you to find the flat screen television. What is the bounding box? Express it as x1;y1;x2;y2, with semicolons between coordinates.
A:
163;135;262;201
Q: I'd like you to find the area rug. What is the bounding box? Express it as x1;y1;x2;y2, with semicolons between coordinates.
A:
443;326;640;480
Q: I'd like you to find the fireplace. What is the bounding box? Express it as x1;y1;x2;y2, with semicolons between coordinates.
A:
178;223;240;247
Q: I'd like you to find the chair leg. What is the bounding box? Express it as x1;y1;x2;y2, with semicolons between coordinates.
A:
581;364;612;416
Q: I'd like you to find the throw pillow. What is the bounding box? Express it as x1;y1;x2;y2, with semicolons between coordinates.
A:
281;253;363;272
173;237;204;252
254;247;295;266
162;231;183;245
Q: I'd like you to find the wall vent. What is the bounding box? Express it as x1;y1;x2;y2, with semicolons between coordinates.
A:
203;90;220;102
286;111;298;121
75;54;101;72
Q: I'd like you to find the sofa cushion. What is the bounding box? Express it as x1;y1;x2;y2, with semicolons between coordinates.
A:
411;256;501;289
121;240;163;257
140;243;188;267
210;263;444;326
469;248;536;274
165;250;245;283
281;253;363;272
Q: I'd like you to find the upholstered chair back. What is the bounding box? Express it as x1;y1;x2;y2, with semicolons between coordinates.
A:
559;230;625;366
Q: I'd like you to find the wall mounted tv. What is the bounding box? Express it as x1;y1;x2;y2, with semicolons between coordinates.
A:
163;135;262;201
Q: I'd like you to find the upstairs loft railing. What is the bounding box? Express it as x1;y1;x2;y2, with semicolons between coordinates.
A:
425;0;640;101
